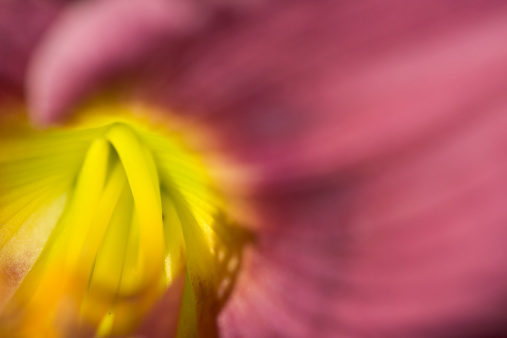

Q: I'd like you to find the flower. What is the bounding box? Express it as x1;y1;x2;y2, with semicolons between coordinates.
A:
3;0;507;337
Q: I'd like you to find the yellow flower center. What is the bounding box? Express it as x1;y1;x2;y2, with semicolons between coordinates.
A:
0;102;250;337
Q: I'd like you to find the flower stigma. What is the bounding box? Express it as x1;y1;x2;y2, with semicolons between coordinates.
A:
0;102;251;337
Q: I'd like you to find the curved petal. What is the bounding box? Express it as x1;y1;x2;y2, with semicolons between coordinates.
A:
27;0;207;124
136;272;185;338
150;0;507;193
220;98;507;337
0;0;63;97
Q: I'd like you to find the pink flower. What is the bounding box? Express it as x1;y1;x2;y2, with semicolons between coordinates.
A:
3;0;507;337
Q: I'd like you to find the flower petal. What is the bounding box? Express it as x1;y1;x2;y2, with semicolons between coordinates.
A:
150;1;507;193
0;0;62;97
28;0;206;124
136;272;185;338
0;111;103;334
219;95;507;337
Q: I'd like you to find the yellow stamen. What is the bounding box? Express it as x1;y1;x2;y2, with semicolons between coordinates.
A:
0;103;251;337
106;124;165;291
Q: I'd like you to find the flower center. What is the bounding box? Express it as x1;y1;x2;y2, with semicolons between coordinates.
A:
0;103;250;337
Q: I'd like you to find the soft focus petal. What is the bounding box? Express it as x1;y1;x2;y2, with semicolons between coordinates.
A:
0;111;102;335
209;2;507;337
155;2;507;337
152;0;507;192
0;0;63;97
220;101;507;337
28;0;206;124
136;272;185;338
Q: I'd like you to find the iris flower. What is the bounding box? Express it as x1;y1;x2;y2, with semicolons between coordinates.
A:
2;0;507;337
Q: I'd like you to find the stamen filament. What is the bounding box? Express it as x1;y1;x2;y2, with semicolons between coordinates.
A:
106;124;165;290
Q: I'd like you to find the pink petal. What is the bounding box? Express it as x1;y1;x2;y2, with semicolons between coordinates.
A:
220;99;507;336
0;0;62;98
152;1;507;192
135;273;185;338
28;0;206;124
